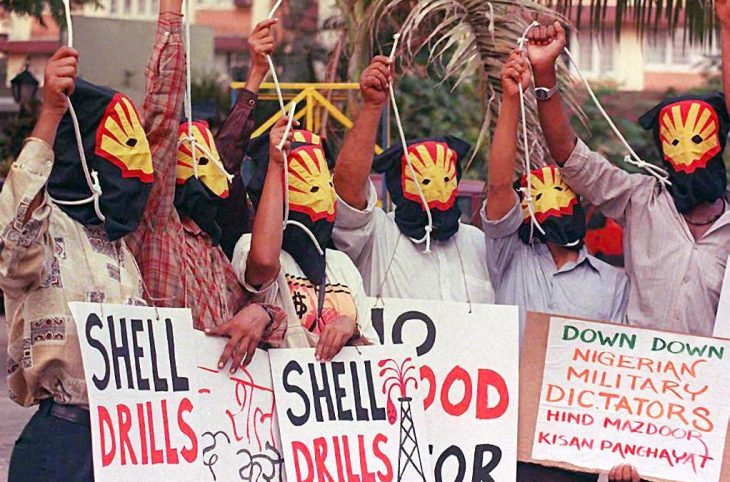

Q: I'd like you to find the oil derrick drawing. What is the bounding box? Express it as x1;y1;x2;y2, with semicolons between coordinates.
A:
378;357;425;482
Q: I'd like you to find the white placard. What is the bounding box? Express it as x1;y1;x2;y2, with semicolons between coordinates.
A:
532;317;730;482
372;298;519;482
269;345;434;482
71;302;285;482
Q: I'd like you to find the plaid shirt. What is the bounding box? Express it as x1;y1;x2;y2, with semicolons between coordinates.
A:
126;15;283;345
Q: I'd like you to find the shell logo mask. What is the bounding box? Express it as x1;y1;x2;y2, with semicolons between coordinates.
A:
520;166;579;223
659;100;721;174
401;141;458;211
176;121;229;199
287;132;336;223
95;93;153;183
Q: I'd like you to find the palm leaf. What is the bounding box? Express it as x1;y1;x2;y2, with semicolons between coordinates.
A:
366;0;587;172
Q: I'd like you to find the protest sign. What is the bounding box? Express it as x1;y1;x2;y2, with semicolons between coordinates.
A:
70;302;201;480
713;253;730;339
371;298;519;482
519;313;730;482
194;336;285;482
71;302;285;482
269;345;433;482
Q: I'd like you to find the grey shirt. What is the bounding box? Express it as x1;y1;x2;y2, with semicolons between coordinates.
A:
561;139;730;336
482;192;629;341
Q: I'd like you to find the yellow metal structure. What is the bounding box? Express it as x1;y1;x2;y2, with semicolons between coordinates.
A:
230;82;384;154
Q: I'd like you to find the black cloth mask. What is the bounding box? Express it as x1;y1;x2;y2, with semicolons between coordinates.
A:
516;166;586;248
246;130;336;286
49;78;153;241
638;93;730;214
372;136;471;242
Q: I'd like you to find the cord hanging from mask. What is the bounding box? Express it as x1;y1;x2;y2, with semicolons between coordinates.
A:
50;0;106;222
388;33;434;253
179;0;234;185
267;0;286;115
517;21;546;243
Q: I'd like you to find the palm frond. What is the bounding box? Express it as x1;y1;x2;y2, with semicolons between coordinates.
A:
366;0;586;172
541;0;716;46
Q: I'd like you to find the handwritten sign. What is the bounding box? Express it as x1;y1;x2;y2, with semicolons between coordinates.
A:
194;336;285;482
371;298;519;482
71;302;286;482
269;345;433;482
529;316;730;482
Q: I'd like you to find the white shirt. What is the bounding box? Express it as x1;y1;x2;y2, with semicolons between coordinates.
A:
332;181;495;303
232;234;379;348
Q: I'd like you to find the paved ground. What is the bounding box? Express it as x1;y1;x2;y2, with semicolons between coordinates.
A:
0;317;32;480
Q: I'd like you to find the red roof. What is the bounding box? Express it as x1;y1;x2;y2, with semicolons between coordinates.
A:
0;40;60;55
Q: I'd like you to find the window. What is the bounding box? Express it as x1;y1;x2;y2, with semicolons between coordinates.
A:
574;30;616;76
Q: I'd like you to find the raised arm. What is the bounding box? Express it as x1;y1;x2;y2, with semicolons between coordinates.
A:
333;56;391;210
718;1;730;114
140;0;185;223
216;19;278;258
245;116;293;288
0;48;77;294
487;50;530;220
527;22;578;165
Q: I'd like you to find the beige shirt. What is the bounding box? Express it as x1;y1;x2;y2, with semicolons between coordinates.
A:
1;139;146;408
332;181;495;304
232;234;379;347
561;139;730;336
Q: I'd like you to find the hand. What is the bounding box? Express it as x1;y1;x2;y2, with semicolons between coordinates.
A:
41;47;79;119
718;0;730;29
315;316;357;362
360;55;392;107
269;115;297;167
526;21;566;73
249;19;278;75
501;49;531;98
205;303;272;372
608;464;640;482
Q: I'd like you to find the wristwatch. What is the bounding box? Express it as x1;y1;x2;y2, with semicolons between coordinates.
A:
534;82;559;101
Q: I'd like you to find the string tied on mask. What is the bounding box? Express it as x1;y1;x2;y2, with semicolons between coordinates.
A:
388;33;434;253
267;0;286;115
517;21;545;243
50;0;106;222
179;1;234;185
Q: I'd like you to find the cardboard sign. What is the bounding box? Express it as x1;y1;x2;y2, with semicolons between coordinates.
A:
70;302;285;482
713;254;730;339
520;313;730;482
371;298;519;482
269;345;433;482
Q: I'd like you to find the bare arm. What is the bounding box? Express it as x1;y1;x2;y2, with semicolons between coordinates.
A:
487;50;530;220
527;22;578;165
333;56;391;210
245;116;292;288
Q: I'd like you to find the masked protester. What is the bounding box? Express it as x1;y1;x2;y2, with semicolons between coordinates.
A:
232;122;378;360
3;48;150;482
524;15;730;338
483;51;628;343
124;3;285;375
331;56;494;303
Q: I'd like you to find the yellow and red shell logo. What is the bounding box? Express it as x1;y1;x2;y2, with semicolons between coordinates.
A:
176;121;229;199
287;140;336;223
659;100;721;174
95;93;153;183
520;166;578;223
401;141;458;211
